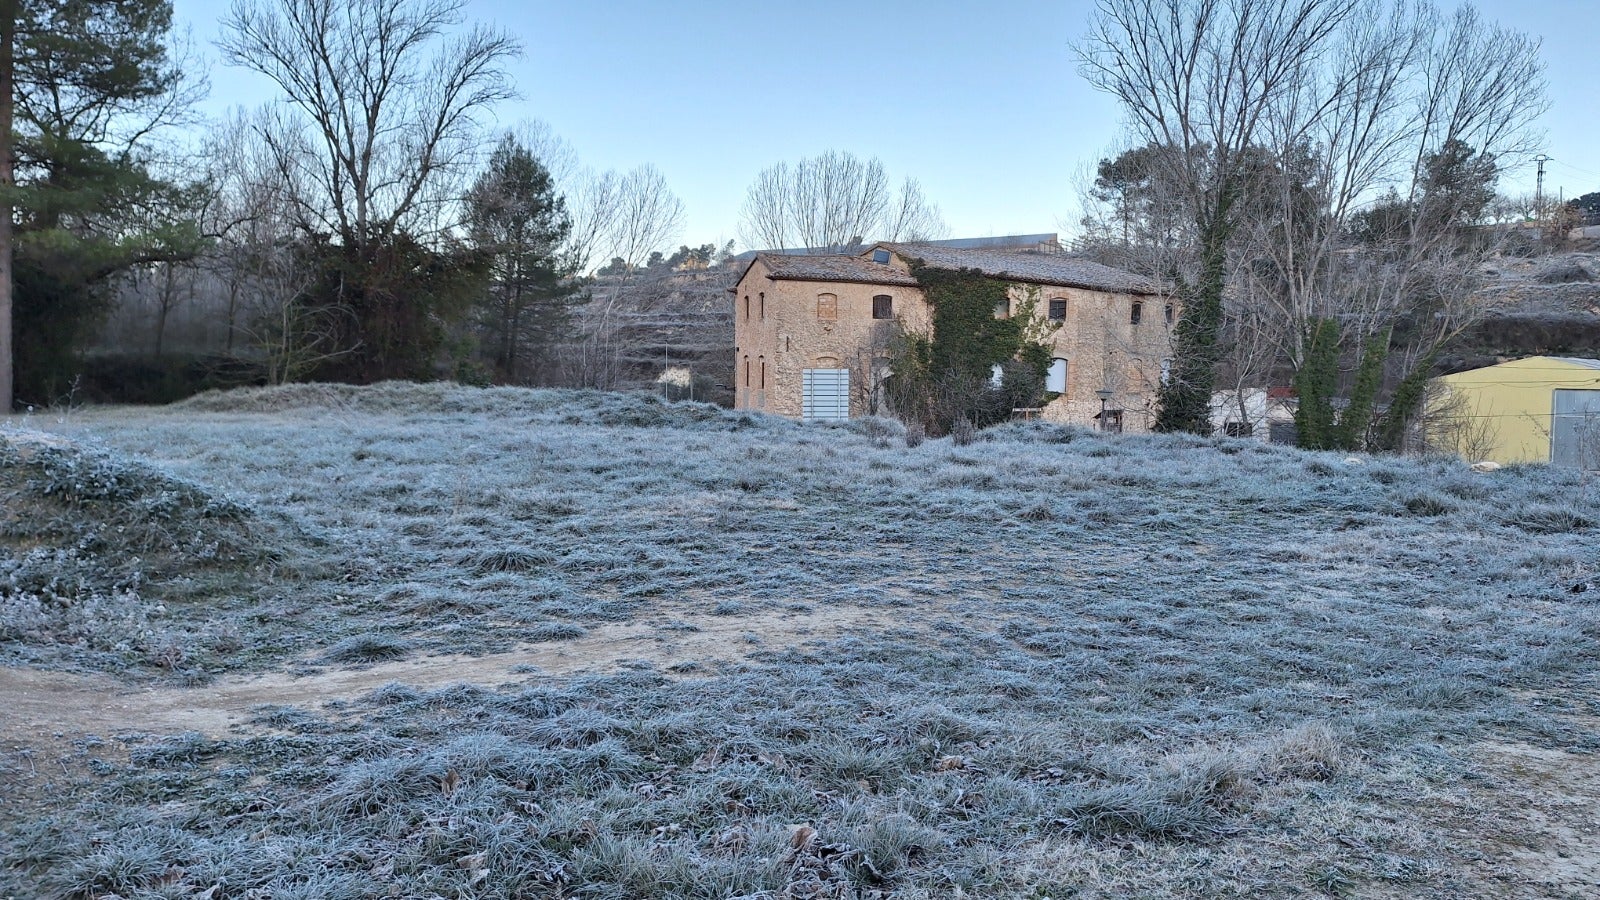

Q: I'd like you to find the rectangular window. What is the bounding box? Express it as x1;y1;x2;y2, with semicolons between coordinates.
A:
872;248;891;264
872;295;893;319
1131;301;1143;325
1048;298;1066;321
1046;358;1068;393
1224;422;1253;438
817;294;837;320
1165;303;1175;325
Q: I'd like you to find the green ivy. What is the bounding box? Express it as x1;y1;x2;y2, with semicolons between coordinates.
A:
888;264;1055;435
1293;318;1341;451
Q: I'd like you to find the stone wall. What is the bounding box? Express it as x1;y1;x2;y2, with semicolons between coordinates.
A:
733;259;930;417
1032;286;1177;432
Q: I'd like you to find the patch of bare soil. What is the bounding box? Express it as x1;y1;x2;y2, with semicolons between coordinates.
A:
0;606;891;747
1467;740;1600;897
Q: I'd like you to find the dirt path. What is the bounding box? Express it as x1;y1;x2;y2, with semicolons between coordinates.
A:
1465;741;1600;896
2;607;890;745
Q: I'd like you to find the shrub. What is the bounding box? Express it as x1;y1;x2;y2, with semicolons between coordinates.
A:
951;415;976;447
1504;504;1595;534
529;622;587;641
322;634;413;663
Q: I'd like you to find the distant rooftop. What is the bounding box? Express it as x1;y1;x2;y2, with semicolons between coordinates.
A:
733;234;1162;296
874;242;1162;296
731;233;1060;262
748;253;919;286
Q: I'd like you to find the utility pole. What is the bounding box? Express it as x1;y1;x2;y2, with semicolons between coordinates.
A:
1534;154;1552;220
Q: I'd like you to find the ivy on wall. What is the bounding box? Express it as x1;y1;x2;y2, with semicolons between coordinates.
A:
888;264;1056;435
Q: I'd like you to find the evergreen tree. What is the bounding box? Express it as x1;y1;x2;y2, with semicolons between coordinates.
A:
1;0;201;407
465;136;584;385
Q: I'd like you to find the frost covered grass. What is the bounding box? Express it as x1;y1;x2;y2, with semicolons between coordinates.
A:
3;383;1599;897
0;430;282;675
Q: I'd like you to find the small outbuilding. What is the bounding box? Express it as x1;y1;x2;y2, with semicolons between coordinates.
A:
1428;356;1600;467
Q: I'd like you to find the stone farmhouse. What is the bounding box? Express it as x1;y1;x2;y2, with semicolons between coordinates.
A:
730;235;1176;431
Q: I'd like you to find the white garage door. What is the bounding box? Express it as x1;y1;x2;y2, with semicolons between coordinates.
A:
802;368;850;421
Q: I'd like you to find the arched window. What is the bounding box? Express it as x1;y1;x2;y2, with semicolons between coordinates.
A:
759;292;766;319
758;356;766;389
743;355;751;386
1131;301;1144;325
743;296;750;320
817;293;837;320
1047;358;1068;393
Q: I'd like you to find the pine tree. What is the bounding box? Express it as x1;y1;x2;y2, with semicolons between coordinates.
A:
1;0;200;407
465;136;584;385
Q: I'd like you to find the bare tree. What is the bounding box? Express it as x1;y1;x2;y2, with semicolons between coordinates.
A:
551;165;688;388
738;150;945;251
1077;0;1546;438
604;166;685;271
1078;0;1365;432
219;0;519;243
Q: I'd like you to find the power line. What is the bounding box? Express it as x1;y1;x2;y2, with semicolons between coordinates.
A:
1551;159;1600;181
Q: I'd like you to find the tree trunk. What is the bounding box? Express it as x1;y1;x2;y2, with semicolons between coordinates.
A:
225;278;239;354
154;264;175;357
0;2;15;412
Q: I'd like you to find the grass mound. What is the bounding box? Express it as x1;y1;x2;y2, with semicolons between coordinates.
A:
0;430;277;673
177;381;781;432
321;633;413;664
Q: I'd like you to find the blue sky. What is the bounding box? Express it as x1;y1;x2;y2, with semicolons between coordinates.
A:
176;0;1600;249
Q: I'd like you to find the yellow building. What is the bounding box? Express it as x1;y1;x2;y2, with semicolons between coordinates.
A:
1429;357;1600;466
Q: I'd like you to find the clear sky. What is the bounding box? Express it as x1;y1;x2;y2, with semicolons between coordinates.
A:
175;0;1600;249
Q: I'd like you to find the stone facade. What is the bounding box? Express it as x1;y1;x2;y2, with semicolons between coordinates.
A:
731;257;928;418
732;241;1175;431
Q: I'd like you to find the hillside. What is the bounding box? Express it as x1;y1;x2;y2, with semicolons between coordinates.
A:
1443;251;1600;372
2;384;1598;898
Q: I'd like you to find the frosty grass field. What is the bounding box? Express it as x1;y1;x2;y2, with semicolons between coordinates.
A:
2;382;1599;898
